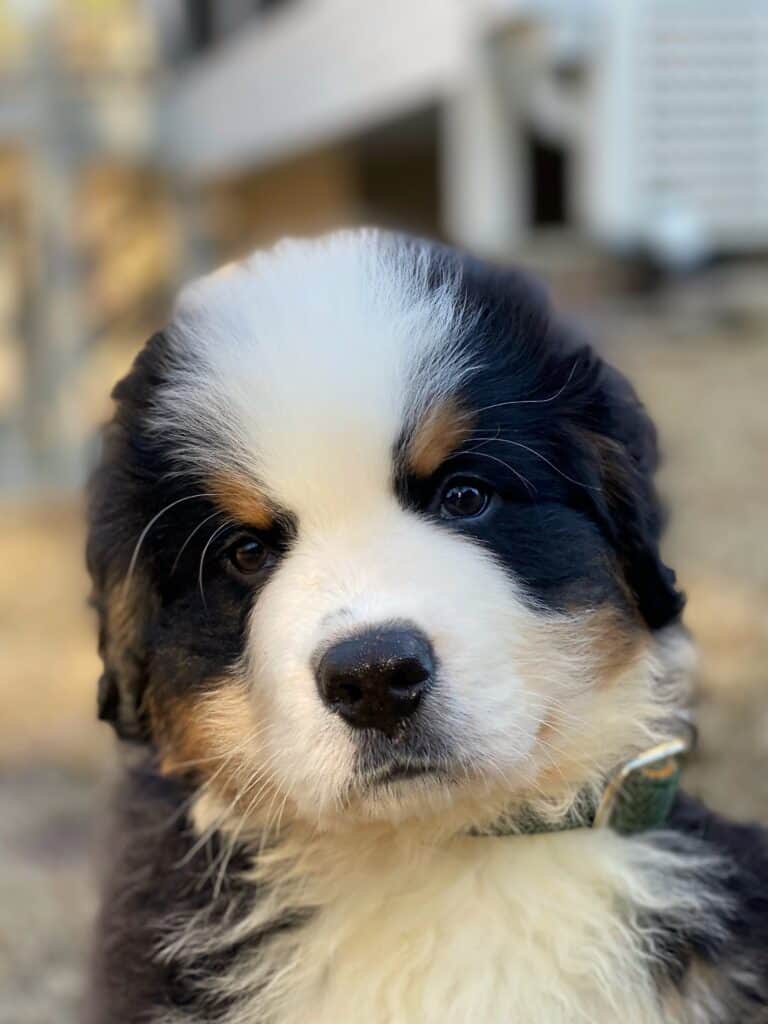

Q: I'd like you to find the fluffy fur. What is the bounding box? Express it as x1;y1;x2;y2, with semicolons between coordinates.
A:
86;230;768;1023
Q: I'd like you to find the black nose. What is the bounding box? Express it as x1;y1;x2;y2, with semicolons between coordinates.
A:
315;625;435;734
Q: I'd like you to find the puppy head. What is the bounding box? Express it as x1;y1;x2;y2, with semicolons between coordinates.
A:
87;231;685;831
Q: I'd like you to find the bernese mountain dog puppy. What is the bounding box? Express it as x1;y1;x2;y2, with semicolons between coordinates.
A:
86;231;768;1023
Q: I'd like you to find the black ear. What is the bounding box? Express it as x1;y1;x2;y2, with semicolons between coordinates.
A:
86;337;169;741
87;423;158;742
575;348;685;630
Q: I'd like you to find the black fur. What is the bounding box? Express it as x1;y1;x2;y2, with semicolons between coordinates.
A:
87;762;259;1023
661;794;768;1001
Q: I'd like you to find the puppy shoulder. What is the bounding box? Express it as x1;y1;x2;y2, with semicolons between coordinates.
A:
87;761;253;1023
662;792;768;1016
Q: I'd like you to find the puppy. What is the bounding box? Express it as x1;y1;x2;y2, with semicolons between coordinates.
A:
86;231;768;1023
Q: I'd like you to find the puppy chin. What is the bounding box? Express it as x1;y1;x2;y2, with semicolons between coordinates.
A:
303;750;528;834
339;776;458;827
335;779;545;845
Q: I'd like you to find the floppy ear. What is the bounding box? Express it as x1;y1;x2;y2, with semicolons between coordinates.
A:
575;349;685;630
87;422;159;742
86;336;169;741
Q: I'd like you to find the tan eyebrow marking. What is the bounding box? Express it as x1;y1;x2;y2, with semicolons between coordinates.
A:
406;396;475;477
208;471;275;529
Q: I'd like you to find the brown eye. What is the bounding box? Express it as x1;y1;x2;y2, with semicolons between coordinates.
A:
228;537;268;576
440;481;491;519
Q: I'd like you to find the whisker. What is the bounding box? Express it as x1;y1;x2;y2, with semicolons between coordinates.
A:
273;790;292;835
258;768;295;850
205;769;278;896
159;724;270;774
462;424;501;453
471;361;579;416
467;436;601;492
446;449;537;496
197;519;236;610
124;492;215;595
180;771;265;870
169;752;263;851
208;751;291;897
172;510;228;575
158;721;269;832
211;813;252;899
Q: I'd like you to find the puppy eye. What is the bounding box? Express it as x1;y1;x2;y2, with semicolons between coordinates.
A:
439;479;492;519
227;536;268;576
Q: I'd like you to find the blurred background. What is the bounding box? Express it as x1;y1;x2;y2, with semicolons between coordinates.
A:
1;1;767;1020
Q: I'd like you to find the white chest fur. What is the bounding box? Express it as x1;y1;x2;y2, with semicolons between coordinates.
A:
214;827;711;1024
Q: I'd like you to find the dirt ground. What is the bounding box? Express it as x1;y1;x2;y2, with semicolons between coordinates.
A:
1;306;767;1023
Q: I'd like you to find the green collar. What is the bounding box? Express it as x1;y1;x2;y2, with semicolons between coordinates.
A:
473;729;695;839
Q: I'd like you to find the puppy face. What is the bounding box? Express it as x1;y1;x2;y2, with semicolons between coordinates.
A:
88;231;684;829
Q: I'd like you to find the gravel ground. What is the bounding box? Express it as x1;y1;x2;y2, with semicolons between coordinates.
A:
1;307;766;1023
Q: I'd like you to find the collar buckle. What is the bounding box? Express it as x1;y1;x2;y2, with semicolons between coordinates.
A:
593;716;697;833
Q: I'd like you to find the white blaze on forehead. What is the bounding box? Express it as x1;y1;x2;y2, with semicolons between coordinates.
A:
157;231;472;519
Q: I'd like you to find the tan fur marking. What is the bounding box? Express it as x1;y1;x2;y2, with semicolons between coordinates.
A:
105;576;143;660
150;681;256;798
585;604;646;685
406;397;475;477
100;568;158;734
585;431;633;499
530;605;650;797
209;472;274;529
520;605;644;700
151;682;296;832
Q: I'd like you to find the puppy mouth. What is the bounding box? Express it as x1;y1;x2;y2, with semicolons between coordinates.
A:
362;761;448;790
353;728;456;793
